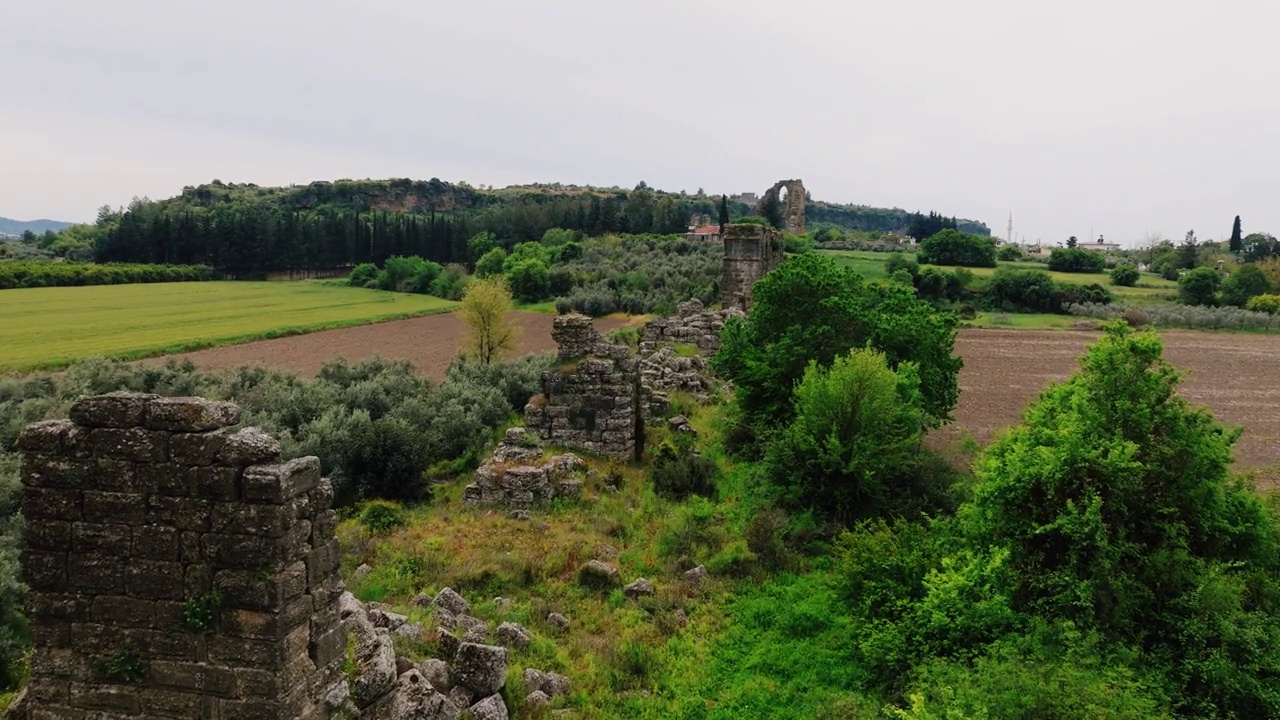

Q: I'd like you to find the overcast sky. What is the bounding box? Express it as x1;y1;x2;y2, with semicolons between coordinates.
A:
4;0;1277;245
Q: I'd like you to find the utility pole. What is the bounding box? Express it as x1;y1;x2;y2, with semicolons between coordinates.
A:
1007;212;1014;245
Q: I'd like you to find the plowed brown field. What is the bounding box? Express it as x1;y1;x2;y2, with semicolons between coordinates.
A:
949;329;1280;473
146;311;625;380
152;319;1280;476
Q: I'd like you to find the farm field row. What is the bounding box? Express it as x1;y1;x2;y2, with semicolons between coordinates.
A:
0;281;457;371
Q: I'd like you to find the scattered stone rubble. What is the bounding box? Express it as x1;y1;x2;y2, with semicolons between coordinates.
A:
342;586;573;720
463;428;586;509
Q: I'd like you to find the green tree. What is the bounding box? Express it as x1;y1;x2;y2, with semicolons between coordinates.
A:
1242;232;1279;262
468;231;500;259
758;193;785;230
459;277;519;364
474;247;507;278
1230;215;1243;254
1109;266;1139;287
996;244;1023;262
917;229;997;268
1047;248;1106;273
718;195;730;233
766;349;926;517
1066;236;1078;248
1178;266;1221;306
962;323;1280;715
506;258;550;302
713;253;961;435
1220;263;1273;307
1178;229;1199;269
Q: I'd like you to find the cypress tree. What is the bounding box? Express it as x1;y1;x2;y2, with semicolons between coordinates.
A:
1230;215;1243;253
719;195;730;233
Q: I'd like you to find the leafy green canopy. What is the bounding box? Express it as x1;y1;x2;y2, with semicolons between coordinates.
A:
713;253;961;433
916;229;997;268
766;349;926;518
962;323;1280;716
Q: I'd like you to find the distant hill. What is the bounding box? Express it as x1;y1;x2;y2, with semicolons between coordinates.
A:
0;217;75;237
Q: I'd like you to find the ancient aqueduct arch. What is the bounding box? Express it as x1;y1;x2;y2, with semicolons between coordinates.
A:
758;179;806;235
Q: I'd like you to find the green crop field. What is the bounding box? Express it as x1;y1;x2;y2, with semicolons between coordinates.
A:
0;281;457;372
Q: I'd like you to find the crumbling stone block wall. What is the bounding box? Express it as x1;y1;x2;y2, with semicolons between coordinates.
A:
10;393;345;720
723;223;784;311
639;299;743;356
525;315;641;460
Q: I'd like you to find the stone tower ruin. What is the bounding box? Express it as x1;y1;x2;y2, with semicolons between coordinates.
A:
9;393;346;720
722;223;784;311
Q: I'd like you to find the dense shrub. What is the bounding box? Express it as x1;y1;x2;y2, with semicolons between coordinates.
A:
713;253;961;439
987;268;1057;312
996;244;1023;261
1056;282;1112;307
0;261;216;289
1047;247;1106;273
783;234;815;254
1110;265;1139;286
916;230;997;268
1246;293;1280;315
553;234;721;316
884;253;919;279
347;262;380;287
1179;266;1222;306
1069;302;1280;331
648;439;718;501
765;349;926;519
1220;264;1272;307
358;500;408;534
961;324;1280;717
428;263;469;300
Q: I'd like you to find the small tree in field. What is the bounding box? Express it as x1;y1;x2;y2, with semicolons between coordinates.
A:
460;277;518;364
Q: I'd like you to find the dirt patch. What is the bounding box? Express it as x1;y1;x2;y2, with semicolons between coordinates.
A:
946;328;1280;475
146;311;624;381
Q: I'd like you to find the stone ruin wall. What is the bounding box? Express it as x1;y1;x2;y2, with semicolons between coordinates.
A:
10;393;345;720
524;315;641;460
722;223;784;311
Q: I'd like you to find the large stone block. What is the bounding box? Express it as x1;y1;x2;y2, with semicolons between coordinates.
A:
68;392;156;429
216;427;282;466
145;397;241;433
243;457;321;504
16;420;74;454
88;427;169;463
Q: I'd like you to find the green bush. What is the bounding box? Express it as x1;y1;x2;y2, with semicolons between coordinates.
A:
996;244;1023;261
347;262;380;287
884;253;919;279
1179;266;1222;306
765;349;925;519
648;439;718;501
1221;264;1272;307
358;500;409;534
0;261;216;289
729;216;771;226
553;234;720;316
428;263;469;301
1110;265;1139;286
1246;293;1280;315
1047;247;1106;273
1057;282;1112;307
916;230;997;268
783;234;815;254
987;268;1057;312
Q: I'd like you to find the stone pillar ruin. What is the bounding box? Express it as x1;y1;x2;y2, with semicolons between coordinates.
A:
524;315;641;460
722;224;784;311
756;179;806;235
10;393;345;720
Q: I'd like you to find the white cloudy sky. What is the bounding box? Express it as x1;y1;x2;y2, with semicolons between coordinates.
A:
3;0;1277;245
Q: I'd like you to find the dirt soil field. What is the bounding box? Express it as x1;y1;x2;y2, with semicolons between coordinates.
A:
154;319;1280;478
147;311;625;380
950;329;1280;474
